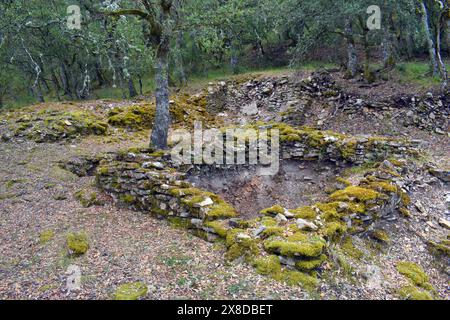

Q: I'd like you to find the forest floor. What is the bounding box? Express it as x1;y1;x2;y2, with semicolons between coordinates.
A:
0;69;449;300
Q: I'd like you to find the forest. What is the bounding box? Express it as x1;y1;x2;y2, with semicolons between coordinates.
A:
0;0;449;302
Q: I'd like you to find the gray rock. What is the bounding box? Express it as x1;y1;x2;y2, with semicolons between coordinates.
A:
296;218;318;231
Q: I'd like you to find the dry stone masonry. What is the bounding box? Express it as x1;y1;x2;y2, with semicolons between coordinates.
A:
93;123;418;287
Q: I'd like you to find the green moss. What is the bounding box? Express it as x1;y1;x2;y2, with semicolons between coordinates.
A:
253;255;282;277
207;202;237;219
261;227;285;238
264;236;326;258
321;221;347;241
108;105;154;130
427;239;450;257
97;166;109;175
120;194;136;204
290;206;317;220
115;282;148;300
335;177;352;187
340;237;363;260
399;207;411;218
260;205;285;216
315;202;340;221
339;139;357;159
6;179;27;189
397;286;433;300
168;217;192;229
225;229;259;262
367;181;398;193
295;254;326;271
287;232;309;242
39;230;55;244
148;150;165;157
281;270;318;290
330;186;381;202
400;192;411;206
66;232;89;255
13;110;109;142
74;190;101;208
261;216;278;227
204;220;228;238
396;261;433;290
370;230;390;243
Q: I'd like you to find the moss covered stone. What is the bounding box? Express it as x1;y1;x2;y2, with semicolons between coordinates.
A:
204;220;229;238
290;206;317;220
66;232;89;255
330;186;381;202
260;205;285;216
13;110;109;142
115;282;148;300
264;236;326;258
295;254;327;271
253;255;282;277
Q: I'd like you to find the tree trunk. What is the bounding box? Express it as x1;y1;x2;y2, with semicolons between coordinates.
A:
345;18;358;78
382;23;395;69
128;78;137;98
420;1;439;76
436;9;448;91
95;61;106;87
174;32;187;86
150;48;171;149
138;75;143;95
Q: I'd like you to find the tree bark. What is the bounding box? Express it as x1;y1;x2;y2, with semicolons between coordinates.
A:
174;33;187;86
436;8;448;91
345;18;358;78
128;78;137;98
150;48;171;149
419;1;439;76
138;75;143;95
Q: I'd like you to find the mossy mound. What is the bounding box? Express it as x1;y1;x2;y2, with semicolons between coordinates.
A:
170;187;237;220
260;205;285;216
330;186;381;202
107;93;215;131
397;285;433;300
280;270;318;290
66;232;89;255
114;282;148;300
12;110;108;142
264;236;326;258
108;105;154;130
253;255;282;277
225;229;259;262
396;261;433;290
39;230;55;244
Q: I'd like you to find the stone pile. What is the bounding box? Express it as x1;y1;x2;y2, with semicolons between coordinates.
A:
205;71;449;134
90;124;417;286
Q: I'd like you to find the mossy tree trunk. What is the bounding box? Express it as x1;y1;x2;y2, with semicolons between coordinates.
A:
345;17;358;78
107;0;176;150
419;1;439;77
150;47;171;149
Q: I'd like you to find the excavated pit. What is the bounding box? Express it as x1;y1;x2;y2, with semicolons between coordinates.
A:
187;159;346;219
